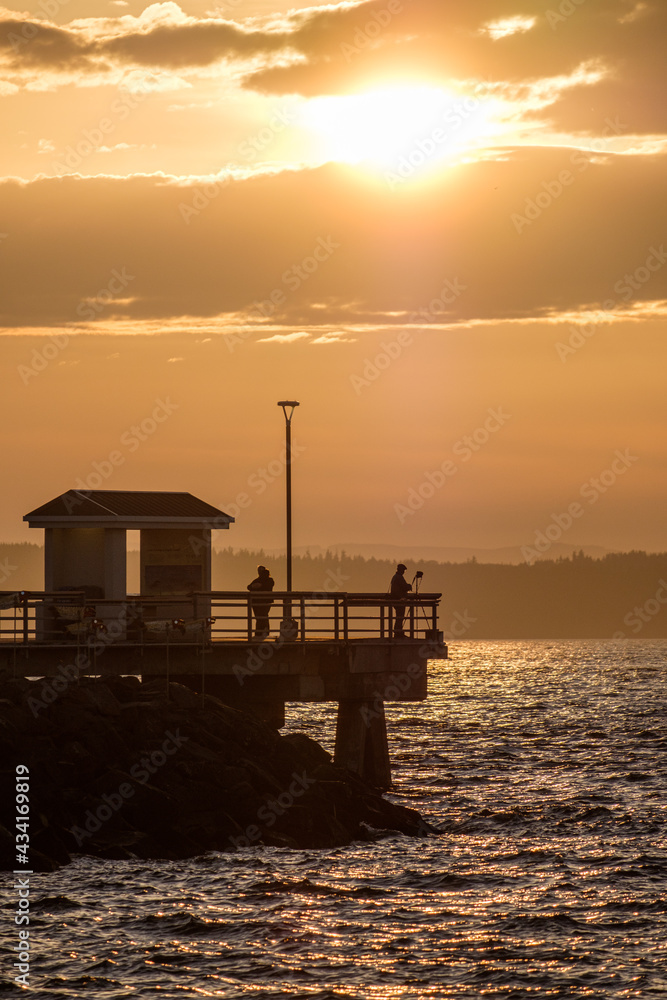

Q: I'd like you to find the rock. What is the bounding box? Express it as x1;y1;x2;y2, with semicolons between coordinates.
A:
103;675;142;702
69;682;122;716
0;676;31;704
280;732;332;766
161;681;202;710
0;672;436;870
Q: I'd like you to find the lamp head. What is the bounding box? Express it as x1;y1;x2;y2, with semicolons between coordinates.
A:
277;400;300;423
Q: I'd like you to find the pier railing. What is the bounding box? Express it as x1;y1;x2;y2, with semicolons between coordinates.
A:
0;590;442;645
202;591;440;642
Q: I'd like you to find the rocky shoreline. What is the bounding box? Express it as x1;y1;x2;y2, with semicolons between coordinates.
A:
1;672;435;871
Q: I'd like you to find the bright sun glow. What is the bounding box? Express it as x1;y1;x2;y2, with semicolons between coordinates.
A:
301;85;501;175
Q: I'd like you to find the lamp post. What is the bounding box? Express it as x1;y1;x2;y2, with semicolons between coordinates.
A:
277;401;299;594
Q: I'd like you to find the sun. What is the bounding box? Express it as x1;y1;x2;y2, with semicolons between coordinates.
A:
301;85;499;174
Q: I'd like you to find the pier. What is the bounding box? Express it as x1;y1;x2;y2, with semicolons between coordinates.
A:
3;488;447;788
0;589;447;788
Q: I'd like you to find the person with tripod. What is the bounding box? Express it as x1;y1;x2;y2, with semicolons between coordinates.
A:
390;563;412;638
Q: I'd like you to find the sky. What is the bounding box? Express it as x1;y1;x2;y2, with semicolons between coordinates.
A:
1;0;666;563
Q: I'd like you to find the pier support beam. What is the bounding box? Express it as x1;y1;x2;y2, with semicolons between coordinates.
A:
334;698;392;790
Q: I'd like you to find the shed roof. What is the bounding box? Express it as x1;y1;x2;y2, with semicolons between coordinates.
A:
24;490;233;528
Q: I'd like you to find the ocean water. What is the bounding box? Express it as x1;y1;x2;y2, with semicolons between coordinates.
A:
3;640;667;999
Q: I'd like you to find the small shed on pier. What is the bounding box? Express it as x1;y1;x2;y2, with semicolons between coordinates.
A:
24;490;233;598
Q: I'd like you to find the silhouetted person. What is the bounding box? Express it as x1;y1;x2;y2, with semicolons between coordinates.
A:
390;563;412;637
247;565;274;639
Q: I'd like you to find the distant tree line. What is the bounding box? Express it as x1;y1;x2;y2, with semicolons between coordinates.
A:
3;543;666;639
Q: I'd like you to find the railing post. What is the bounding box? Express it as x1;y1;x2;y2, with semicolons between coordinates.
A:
334;597;339;640
22;593;29;645
299;596;305;641
343;595;349;641
247;596;252;641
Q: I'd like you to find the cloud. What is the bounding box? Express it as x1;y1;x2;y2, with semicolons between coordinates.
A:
257;331;311;343
100;20;288;70
97;142;141;152
0;4;289;81
1;2;665;137
311;331;357;344
0;13;107;75
478;16;537;41
1;148;666;332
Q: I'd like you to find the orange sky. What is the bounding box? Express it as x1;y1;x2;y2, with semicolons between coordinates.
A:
1;0;666;557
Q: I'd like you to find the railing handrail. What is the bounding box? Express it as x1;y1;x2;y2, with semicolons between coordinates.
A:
1;589;441;601
197;590;441;601
1;590;442;645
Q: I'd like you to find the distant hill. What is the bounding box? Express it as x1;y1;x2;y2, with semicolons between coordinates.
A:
0;543;44;591
275;542;614;564
0;543;141;593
